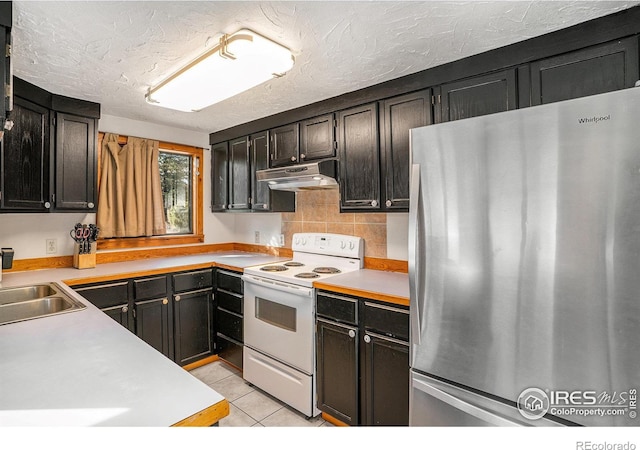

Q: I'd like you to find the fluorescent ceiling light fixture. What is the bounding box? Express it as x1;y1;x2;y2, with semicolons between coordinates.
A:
146;29;294;112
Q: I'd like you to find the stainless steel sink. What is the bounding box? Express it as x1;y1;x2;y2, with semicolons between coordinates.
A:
0;284;57;305
0;282;86;326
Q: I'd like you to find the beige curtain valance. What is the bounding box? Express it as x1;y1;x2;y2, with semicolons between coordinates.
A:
97;133;166;238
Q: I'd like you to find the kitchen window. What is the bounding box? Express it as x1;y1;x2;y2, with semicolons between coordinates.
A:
96;133;204;250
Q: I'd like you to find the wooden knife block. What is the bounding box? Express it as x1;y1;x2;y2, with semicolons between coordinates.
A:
73;243;96;269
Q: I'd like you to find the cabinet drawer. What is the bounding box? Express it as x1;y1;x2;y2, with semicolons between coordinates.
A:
217;308;243;343
74;281;129;309
217;289;243;315
317;292;358;325
217;269;243;294
173;269;213;293
217;334;243;369
363;301;409;341
133;275;167;300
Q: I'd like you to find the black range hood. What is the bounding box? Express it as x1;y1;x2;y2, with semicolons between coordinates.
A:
256;159;338;192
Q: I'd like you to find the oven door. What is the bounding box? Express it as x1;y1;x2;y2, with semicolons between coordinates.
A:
242;274;315;374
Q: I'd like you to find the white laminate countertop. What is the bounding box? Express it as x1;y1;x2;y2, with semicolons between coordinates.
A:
0;251;288;427
1;251;289;288
314;269;410;306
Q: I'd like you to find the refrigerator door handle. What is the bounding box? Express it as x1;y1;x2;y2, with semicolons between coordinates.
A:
408;163;423;347
412;376;524;427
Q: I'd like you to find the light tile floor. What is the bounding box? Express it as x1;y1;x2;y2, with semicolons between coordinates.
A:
189;360;333;427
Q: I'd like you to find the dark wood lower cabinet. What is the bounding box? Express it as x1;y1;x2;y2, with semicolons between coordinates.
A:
362;332;409;426
316;318;359;426
316;291;409;426
73;269;215;367
173;288;215;366
101;303;130;329
134;297;173;360
214;269;244;369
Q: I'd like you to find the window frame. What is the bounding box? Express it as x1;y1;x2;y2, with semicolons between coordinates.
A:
96;132;204;250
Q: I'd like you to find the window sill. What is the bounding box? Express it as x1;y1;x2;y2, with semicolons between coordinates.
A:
97;234;205;250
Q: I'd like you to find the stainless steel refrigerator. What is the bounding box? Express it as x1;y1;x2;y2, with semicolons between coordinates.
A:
408;87;640;427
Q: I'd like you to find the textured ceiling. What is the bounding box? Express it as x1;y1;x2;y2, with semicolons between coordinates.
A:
11;1;640;134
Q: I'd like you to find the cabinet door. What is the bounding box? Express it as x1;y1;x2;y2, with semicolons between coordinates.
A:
0;21;10;126
362;332;409;426
299;113;335;162
316;318;359;425
530;37;639;106
228;136;250;209
173;288;214;366
337;103;380;211
380;90;433;211
438;69;517;122
134;297;173;360
269;123;299;167
54;112;96;211
101;304;130;330
210;141;228;211
251;131;270;210
0;96;50;210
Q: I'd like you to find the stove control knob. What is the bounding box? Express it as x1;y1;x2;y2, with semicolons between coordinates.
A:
294;237;300;245
302;238;307;245
349;241;355;250
340;241;346;249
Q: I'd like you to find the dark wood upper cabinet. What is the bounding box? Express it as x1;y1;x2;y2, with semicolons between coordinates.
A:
228;136;250;210
299;113;336;162
0;78;99;213
530;37;639;106
379;89;433;211
0;96;50;210
251;131;270;211
54;112;96;211
210;141;228;212
437;69;518;123
337;103;380;211
213;132;294;213
0;3;11;132
269;123;299;167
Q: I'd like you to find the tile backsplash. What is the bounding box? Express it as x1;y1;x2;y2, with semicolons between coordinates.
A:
281;190;387;258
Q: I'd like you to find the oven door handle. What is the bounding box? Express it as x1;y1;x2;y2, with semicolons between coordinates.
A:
241;274;314;298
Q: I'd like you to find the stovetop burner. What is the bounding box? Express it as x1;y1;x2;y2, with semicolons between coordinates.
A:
294;272;320;279
313;267;341;274
284;262;305;267
260;265;289;272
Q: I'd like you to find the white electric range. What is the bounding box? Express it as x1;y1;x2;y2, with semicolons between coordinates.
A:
242;233;364;418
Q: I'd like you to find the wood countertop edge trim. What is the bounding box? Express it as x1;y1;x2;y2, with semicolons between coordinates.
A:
62;262;228;286
171;398;230;427
313;282;409;307
321;412;349;427
6;244;407;274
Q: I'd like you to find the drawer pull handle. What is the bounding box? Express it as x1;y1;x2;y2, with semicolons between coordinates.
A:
364;334;371;344
175;295;181;302
348;330;356;338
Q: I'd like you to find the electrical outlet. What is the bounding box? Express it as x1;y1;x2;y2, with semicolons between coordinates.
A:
279;234;285;247
46;238;57;254
254;231;260;244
